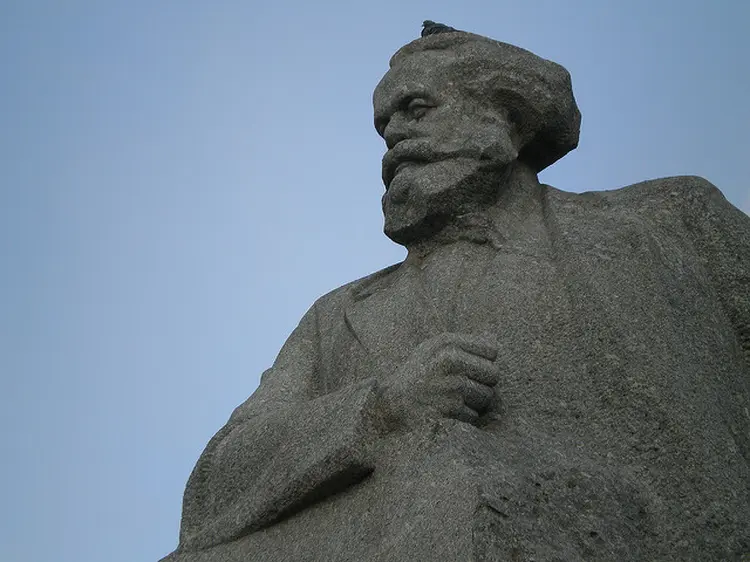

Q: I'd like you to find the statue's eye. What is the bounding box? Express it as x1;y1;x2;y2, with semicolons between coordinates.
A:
406;98;433;120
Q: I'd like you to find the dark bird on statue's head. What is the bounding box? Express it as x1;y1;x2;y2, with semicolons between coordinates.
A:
421;20;459;37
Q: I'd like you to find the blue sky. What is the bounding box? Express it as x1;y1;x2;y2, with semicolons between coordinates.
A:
1;1;748;561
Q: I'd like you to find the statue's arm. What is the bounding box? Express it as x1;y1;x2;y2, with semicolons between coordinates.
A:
682;177;750;363
176;303;381;552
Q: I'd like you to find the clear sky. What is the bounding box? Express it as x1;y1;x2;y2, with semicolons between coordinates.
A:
1;1;748;561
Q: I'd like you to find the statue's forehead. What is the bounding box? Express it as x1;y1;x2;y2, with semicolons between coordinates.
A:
373;50;460;115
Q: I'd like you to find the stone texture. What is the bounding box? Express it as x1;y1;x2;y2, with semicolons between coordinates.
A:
161;27;750;562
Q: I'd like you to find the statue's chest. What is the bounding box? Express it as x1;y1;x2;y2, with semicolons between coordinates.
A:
328;235;737;437
419;246;585;418
321;244;572;398
419;244;566;341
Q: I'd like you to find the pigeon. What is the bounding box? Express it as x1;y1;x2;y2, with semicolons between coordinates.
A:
421;20;459;37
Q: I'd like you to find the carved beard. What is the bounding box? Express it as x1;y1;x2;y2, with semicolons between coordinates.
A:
382;154;514;247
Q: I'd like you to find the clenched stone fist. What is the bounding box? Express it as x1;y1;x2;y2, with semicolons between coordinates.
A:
374;332;501;432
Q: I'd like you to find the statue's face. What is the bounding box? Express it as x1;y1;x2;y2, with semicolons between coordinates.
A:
374;49;519;245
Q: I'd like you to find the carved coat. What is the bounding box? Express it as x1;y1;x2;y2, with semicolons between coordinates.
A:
162;177;750;562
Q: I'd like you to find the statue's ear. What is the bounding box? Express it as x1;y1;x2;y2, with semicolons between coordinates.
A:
480;79;540;158
495;91;539;144
479;69;580;172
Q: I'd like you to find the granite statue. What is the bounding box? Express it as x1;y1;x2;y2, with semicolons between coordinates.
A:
161;25;750;561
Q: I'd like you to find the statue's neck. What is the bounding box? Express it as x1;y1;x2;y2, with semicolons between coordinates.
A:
405;162;547;262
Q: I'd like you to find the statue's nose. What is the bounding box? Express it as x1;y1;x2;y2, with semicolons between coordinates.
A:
383;115;411;150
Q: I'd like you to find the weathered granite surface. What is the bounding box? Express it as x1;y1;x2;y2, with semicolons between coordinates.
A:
162;26;750;561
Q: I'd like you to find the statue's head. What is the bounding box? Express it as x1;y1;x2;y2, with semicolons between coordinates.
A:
374;31;581;245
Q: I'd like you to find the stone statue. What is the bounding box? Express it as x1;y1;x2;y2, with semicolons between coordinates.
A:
161;27;750;561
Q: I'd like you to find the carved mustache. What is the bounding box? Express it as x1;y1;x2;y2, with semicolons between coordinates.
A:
381;139;500;189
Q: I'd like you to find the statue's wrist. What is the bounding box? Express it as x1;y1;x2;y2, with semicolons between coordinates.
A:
366;378;405;436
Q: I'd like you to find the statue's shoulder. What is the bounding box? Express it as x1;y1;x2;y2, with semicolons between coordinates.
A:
545;175;722;218
312;262;404;313
603;175;719;207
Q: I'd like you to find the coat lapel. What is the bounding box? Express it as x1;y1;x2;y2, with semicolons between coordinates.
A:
344;262;441;374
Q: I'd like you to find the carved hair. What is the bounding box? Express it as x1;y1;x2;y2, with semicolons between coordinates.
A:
390;33;581;171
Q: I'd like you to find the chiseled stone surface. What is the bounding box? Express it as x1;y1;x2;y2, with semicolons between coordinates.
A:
161;27;750;561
